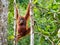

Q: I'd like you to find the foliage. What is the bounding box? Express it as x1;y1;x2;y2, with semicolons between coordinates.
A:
8;0;60;45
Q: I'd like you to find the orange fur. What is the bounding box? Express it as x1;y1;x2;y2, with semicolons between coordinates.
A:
16;4;30;41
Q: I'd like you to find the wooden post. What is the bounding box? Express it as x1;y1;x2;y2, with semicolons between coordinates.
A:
30;0;34;45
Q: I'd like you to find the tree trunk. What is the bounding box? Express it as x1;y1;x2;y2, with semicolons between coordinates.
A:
0;0;8;45
14;0;17;45
30;0;34;45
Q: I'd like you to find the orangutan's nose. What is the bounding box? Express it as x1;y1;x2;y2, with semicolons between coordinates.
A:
20;20;23;24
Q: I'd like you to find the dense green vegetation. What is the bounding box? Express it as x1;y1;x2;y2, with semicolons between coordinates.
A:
8;0;60;45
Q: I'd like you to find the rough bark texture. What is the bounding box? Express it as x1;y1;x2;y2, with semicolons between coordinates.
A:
0;0;8;45
30;0;34;45
14;0;17;45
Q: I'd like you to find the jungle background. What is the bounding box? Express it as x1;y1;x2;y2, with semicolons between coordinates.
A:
8;0;60;45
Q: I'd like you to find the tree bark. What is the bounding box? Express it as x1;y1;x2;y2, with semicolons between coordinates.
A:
0;0;8;45
30;0;34;45
14;0;17;45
